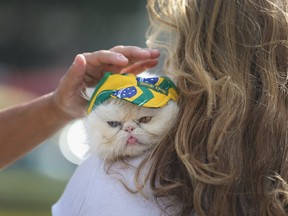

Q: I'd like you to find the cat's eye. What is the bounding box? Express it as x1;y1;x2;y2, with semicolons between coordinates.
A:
107;121;122;128
138;116;153;124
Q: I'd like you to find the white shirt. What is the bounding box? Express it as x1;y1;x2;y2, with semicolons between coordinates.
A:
52;155;169;216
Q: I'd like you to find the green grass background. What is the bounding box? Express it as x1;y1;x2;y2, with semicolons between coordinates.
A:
0;169;68;216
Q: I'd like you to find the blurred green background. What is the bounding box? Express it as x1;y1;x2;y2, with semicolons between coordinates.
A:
0;0;147;215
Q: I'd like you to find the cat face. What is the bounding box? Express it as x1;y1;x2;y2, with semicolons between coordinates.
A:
85;99;178;161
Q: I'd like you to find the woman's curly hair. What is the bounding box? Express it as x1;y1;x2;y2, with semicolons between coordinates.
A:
136;0;288;215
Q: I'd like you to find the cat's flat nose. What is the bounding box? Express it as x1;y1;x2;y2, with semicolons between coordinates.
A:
124;126;135;133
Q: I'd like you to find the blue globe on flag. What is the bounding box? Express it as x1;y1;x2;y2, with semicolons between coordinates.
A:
136;77;159;85
112;86;137;99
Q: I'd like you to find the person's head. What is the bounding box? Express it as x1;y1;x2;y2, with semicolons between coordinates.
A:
141;0;288;215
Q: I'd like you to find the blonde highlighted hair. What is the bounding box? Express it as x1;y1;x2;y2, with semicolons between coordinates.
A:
138;0;288;215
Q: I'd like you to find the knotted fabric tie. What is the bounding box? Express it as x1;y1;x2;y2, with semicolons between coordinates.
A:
87;72;179;114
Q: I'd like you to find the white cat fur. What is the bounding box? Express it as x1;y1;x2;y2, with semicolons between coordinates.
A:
85;99;178;161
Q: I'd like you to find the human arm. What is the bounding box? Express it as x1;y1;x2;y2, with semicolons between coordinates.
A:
0;46;160;168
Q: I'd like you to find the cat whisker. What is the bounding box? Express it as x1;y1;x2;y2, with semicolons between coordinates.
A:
116;142;122;158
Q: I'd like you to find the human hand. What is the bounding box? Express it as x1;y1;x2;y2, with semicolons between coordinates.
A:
52;46;160;119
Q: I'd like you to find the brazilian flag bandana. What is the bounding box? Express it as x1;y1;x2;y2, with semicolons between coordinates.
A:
87;72;179;114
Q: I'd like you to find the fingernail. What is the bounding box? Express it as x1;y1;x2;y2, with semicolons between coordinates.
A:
72;55;78;64
141;49;150;54
150;48;160;52
117;54;128;61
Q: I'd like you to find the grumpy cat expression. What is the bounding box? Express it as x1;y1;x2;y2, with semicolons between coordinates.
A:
85;99;178;161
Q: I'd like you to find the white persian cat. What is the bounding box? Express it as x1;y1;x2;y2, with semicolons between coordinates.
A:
84;98;178;161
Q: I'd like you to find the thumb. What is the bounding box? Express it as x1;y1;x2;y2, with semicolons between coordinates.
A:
64;54;87;89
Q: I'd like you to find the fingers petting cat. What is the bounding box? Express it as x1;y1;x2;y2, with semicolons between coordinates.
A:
82;46;160;88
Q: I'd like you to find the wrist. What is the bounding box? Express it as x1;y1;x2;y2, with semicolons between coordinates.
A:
46;92;76;124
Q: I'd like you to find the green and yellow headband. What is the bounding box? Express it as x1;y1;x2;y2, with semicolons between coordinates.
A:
87;72;179;114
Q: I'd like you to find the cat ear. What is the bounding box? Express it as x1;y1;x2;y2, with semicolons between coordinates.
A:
80;87;95;100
